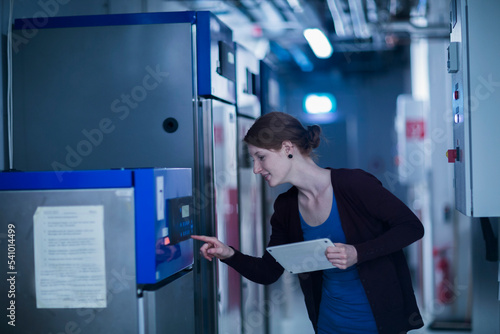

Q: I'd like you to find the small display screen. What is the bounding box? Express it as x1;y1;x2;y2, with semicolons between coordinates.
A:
181;204;189;218
217;41;236;82
166;196;193;244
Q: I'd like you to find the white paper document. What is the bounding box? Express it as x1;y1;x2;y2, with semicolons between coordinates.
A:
33;205;107;309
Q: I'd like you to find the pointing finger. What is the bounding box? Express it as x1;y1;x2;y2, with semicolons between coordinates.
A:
191;235;218;243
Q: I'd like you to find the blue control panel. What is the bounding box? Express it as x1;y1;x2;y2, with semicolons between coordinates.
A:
0;168;193;284
134;168;193;284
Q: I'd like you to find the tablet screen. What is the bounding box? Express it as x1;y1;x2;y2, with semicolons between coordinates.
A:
267;238;336;274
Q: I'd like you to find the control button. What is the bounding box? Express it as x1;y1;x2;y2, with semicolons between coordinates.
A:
454;107;462;123
163;236;171;245
454;90;459;100
446;149;457;163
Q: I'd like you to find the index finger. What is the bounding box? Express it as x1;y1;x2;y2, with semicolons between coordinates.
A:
191;235;217;243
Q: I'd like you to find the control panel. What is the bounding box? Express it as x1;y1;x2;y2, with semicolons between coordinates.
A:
135;168;194;284
448;0;500;217
162;196;194;245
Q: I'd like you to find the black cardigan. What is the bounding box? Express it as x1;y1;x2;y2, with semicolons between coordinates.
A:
223;168;425;333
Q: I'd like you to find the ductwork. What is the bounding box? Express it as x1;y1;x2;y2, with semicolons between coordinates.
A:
162;0;450;70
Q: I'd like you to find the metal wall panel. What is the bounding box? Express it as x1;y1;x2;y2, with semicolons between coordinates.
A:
0;188;138;334
13;22;195;172
142;271;196;334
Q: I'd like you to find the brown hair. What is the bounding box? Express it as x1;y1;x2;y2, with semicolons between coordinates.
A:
243;111;321;156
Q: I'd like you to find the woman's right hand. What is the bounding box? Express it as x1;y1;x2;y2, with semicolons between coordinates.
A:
191;235;235;261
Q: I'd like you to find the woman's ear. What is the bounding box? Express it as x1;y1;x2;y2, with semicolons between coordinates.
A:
281;140;294;154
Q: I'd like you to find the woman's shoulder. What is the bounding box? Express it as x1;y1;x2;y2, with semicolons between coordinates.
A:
329;168;382;189
271;186;297;212
329;167;377;179
275;186;298;203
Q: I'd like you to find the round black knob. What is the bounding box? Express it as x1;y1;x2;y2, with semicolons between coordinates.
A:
163;118;179;133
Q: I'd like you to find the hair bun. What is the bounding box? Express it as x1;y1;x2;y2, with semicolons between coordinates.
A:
307;125;321;149
243;111;322;157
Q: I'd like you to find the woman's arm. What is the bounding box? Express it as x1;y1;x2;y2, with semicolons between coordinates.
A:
337;169;424;264
192;193;294;285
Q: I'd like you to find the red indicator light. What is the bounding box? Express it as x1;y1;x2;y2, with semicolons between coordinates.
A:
454;91;459;100
446;149;457;163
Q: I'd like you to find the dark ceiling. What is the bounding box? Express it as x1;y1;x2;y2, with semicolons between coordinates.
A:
166;0;449;72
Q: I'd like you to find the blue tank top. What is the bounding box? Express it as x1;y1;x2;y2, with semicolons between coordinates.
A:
300;192;378;334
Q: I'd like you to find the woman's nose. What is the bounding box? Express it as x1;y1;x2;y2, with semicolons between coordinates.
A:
253;160;262;174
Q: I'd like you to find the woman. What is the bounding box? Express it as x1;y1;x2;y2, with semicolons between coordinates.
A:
192;111;424;334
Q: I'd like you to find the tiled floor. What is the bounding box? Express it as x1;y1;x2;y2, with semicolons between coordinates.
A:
277;303;468;334
268;274;469;334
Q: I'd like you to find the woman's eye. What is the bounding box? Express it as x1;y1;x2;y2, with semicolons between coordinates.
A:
258;156;265;161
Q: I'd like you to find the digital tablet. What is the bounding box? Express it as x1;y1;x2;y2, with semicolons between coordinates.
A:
266;238;336;274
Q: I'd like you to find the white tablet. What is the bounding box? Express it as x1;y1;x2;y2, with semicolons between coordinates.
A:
266;238;336;274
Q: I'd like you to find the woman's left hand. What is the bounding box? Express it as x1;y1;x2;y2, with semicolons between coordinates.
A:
325;243;358;269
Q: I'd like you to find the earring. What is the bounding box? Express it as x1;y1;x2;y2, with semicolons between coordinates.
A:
288;154;293;159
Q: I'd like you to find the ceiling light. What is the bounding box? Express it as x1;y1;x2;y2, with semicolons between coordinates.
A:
303;28;333;59
304;93;337;114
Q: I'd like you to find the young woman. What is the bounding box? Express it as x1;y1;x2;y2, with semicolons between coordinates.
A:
192;111;424;334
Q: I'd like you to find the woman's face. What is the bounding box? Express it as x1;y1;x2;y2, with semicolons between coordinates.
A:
247;144;291;187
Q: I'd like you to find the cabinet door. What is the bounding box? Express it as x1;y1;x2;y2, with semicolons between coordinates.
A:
212;100;241;334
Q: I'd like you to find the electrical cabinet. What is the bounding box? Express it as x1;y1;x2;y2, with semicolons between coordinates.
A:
12;11;240;334
0;168;194;334
448;0;500;217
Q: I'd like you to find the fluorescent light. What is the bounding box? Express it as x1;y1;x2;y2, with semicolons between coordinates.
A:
304;93;337;114
303;28;333;59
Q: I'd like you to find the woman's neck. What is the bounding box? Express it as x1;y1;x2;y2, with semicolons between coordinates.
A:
290;161;331;200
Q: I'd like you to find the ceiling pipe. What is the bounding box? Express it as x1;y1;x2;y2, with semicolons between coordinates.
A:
326;0;353;37
348;0;372;38
381;21;450;39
